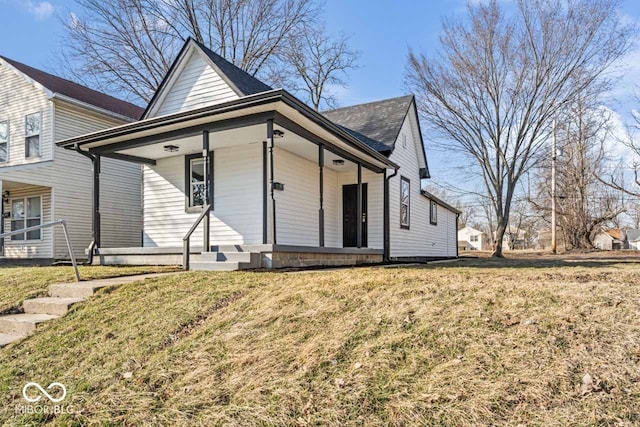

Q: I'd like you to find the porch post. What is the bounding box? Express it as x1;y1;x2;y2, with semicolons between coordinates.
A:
267;119;277;244
202;130;210;251
357;163;362;248
262;139;268;244
319;145;324;247
93;155;101;248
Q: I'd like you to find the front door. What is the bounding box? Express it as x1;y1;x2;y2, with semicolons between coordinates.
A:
342;183;367;247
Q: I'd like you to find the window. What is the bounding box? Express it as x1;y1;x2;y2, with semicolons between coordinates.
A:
25;112;41;158
470;235;478;242
400;176;410;229
185;153;213;211
0;121;8;162
10;196;42;241
430;200;438;225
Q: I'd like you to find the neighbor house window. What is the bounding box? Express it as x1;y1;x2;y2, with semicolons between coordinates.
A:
0;120;8;162
10;196;42;241
185;153;213;211
400;176;410;229
25;112;41;158
470;235;478;242
430;200;438;225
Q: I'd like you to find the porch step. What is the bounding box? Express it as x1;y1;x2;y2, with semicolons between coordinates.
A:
190;261;247;271
0;333;25;348
23;297;84;316
0;313;58;335
194;251;261;266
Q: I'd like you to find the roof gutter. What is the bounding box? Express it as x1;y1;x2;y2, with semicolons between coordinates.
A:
420;190;462;214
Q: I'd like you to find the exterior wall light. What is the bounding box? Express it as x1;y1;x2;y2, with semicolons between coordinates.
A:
332;159;345;166
163;144;180;153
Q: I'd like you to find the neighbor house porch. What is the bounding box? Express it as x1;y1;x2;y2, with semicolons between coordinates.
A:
58;91;399;269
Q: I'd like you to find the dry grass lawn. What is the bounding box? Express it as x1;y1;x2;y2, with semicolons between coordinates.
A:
1;254;640;426
0;265;178;314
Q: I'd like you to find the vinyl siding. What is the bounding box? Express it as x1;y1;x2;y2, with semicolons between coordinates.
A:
153;50;239;118
53;103;142;257
0;62;143;260
2;186;52;258
388;113;458;258
0;61;53;166
143;143;262;247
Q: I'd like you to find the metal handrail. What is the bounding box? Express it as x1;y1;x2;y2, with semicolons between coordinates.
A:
0;220;80;282
183;204;211;271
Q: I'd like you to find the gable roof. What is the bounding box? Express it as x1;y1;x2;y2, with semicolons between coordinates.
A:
192;39;273;96
322;95;414;153
605;228;623;241
0;56;143;120
142;38;272;119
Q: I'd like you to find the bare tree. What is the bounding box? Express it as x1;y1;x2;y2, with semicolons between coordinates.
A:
60;0;319;104
406;0;632;257
272;25;359;110
532;94;625;249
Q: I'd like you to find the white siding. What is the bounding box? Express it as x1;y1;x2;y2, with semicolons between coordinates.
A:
0;61;142;260
389;114;458;258
143;144;263;247
0;61;53;166
153;50;239;118
2;186;52;258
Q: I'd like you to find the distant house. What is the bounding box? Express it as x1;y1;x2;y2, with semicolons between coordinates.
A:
594;229;624;251
625;229;640;250
497;229;527;250
458;226;489;251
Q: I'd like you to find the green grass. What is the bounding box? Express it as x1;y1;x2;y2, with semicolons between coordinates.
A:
1;256;640;425
0;265;178;314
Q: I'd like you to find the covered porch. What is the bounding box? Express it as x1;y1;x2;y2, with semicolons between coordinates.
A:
58;90;398;269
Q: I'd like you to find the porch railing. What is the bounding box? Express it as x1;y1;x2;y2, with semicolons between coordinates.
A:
183;204;211;271
0;220;80;282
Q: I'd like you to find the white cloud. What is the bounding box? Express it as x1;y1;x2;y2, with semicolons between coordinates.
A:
30;1;53;20
4;0;55;21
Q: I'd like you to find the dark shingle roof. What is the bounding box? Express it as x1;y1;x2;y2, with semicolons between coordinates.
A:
192;39;273;96
626;229;640;241
322;95;414;153
1;56;143;120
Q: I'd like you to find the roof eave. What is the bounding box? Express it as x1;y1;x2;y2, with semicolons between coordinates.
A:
420;190;461;214
50;93;137;123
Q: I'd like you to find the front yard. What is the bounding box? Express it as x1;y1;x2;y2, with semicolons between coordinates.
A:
1;254;639;425
0;265;178;314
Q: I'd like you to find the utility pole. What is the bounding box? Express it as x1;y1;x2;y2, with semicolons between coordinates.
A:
551;120;557;254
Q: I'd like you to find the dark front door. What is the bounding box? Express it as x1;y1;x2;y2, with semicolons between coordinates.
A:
342;183;367;247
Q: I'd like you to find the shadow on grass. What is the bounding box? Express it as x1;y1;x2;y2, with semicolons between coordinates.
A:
420;255;640;270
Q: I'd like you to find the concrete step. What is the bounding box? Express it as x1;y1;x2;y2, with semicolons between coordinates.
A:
189;261;243;271
0;313;58;335
23;297;85;316
48;274;166;299
0;333;25;348
194;252;261;266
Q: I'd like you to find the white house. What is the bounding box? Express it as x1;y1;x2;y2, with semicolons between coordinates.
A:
593;229;624;251
0;57;143;262
458;226;489;251
57;38;459;270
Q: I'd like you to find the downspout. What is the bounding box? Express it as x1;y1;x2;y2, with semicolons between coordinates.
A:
383;168;398;262
456;213;460;258
74;144;99;265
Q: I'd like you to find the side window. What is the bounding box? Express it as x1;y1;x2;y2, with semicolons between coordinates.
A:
185;153;213;211
0;120;8;162
400;176;410;229
430;200;438;225
10;199;25;241
25;112;41;158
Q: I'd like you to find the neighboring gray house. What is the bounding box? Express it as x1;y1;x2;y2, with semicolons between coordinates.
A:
57;38;460;270
0;57;143;262
625;229;640;250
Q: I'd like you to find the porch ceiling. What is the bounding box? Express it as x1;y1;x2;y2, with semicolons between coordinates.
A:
118;123;361;171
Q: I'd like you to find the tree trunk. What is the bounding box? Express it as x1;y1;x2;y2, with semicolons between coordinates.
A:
492;221;507;258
